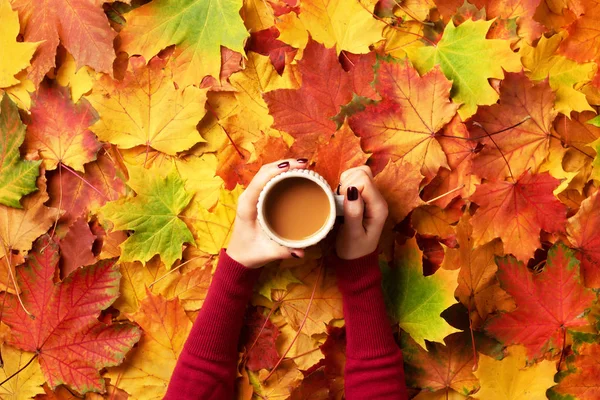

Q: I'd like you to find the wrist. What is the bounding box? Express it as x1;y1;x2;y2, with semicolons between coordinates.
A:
225;247;263;269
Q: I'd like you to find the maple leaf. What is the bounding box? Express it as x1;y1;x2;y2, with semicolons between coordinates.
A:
443;213;514;325
470;72;556;181
0;175;60;259
58;216;96;278
554;111;600;158
100;164;194;268
411;204;462;240
319;325;346;399
183;185;241;255
113;252;212;315
401;332;481;396
276;314;325;370
0;94;40;208
11;0;116;87
552;342;600;400
486;243;596;359
470;171;567;262
47;153;125;227
382;238;459;348
567;190;600;287
56;52;95;103
558;0;600;63
278;261;343;337
348;58;457;178
86;55;208;155
0;0;39;88
247;28;297;75
472;346;556;400
106;291;193;400
242;309;281;371
0;237;141;393
298;0;386;54
481;0;546;43
119;0;249;87
0;344;46;399
406;18;521;118
24;83;101;173
175;154;224;210
373;160;423;223
313;121;370;188
521;33;596;115
264;39;354;158
249;360;303;399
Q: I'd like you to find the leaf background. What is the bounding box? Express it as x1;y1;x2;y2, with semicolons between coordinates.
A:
0;0;599;398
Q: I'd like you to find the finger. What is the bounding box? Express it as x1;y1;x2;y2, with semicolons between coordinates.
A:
339;170;388;232
339;165;373;184
237;158;309;218
342;186;365;236
276;246;305;260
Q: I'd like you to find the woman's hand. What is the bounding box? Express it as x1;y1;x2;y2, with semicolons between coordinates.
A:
226;159;309;269
336;166;388;260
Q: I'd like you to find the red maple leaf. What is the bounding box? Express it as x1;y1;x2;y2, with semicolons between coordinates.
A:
11;0;117;87
264;39;354;157
246;27;297;75
553;342;600;400
242;309;281;372
486;243;595;359
567;190;600;288
0;236;140;393
470;171;566;262
558;0;600;63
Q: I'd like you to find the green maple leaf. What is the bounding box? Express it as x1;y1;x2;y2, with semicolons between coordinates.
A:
119;0;248;87
381;238;459;348
100;165;194;268
406;19;521;119
0;95;41;208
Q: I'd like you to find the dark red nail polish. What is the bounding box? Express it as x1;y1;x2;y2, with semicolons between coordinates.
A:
278;161;290;168
348;186;358;201
291;252;299;258
297;158;308;163
336;183;341;195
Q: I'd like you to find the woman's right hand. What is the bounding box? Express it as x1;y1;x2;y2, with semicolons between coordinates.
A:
336;166;388;260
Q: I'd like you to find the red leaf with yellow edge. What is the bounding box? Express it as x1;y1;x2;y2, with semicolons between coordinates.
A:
0;236;141;394
11;0;117;87
314;121;370;188
553;342;600;399
58;216;96;278
47;153;125;227
567;190;600;288
242;309;280;372
24;83;101;173
486;243;595;360
559;0;600;63
374;160;423;224
470;171;566;262
470;72;556;181
349;59;457;178
264;39;354;158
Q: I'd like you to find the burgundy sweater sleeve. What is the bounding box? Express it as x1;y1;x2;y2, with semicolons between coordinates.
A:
165;249;261;400
333;251;409;400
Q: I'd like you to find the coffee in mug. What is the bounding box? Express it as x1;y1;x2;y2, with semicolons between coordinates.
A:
257;170;344;248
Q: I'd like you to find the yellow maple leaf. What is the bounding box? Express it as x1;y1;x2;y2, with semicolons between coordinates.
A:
2;71;34;110
298;0;386;54
106;292;193;400
0;0;40;88
275;12;309;50
56;52;96;103
86;56;208;155
250;360;303;399
0;344;46;400
241;0;275;31
521;33;596;115
472;346;556;400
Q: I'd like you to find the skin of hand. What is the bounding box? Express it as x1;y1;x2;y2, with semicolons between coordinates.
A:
226;159;309;269
336;166;389;260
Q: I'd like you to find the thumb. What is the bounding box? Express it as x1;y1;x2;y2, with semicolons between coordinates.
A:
343;186;365;236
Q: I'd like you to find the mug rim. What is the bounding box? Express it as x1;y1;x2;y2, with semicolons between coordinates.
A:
256;169;336;248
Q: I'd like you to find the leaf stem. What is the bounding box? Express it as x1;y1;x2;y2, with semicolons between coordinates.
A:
0;352;38;386
424;184;465;204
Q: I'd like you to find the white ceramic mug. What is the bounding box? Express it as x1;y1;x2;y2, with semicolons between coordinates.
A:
257;169;344;248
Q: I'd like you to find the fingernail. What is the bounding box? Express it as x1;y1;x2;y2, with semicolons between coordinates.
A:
291;252;299;258
278;161;290;168
297;158;308;163
347;186;358;201
336;183;341;195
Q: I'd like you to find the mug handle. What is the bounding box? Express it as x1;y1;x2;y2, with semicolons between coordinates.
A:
334;194;345;216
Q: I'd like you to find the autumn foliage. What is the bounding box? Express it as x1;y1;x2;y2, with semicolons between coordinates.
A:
0;0;600;398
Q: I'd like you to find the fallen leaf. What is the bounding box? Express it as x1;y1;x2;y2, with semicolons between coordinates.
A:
567;190;600;287
0;344;46;400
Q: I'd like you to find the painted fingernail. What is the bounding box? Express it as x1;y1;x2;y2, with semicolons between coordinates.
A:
297;158;308;163
278;161;290;168
348;186;358;201
336;183;341;195
291;252;300;258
